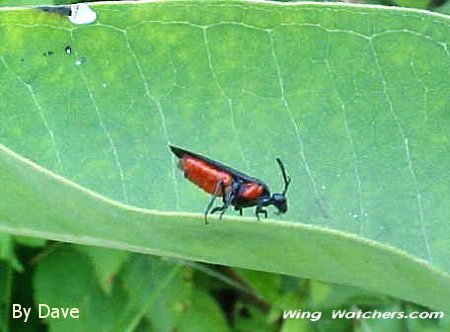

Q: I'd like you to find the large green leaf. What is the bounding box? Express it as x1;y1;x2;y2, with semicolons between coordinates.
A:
1;144;450;312
0;1;449;311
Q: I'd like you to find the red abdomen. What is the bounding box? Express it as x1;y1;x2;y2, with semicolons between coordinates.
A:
239;182;264;200
180;156;232;195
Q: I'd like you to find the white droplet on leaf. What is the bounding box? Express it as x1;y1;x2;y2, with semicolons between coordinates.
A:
69;3;97;25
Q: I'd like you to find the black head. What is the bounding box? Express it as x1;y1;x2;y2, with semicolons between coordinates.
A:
271;158;291;214
271;193;288;213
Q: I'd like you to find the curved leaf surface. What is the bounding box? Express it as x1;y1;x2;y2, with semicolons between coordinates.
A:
1;144;449;311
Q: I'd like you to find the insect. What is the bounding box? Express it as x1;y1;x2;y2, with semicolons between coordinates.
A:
170;145;291;224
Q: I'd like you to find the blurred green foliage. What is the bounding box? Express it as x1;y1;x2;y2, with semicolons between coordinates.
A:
2;241;450;331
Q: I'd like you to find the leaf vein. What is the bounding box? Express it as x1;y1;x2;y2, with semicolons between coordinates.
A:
0;57;64;175
369;40;433;262
268;32;328;219
203;28;248;169
324;59;366;235
69;32;129;204
122;30;180;209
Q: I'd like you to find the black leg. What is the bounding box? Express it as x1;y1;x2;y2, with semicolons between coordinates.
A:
204;180;224;224
219;201;231;219
210;182;239;220
255;206;268;220
239;209;243;216
211;206;225;214
218;188;237;219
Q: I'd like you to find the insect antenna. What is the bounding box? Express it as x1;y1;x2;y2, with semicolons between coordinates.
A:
276;158;291;195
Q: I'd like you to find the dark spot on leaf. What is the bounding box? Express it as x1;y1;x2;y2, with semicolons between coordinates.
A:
20;58;24;62
37;5;71;16
43;51;54;57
